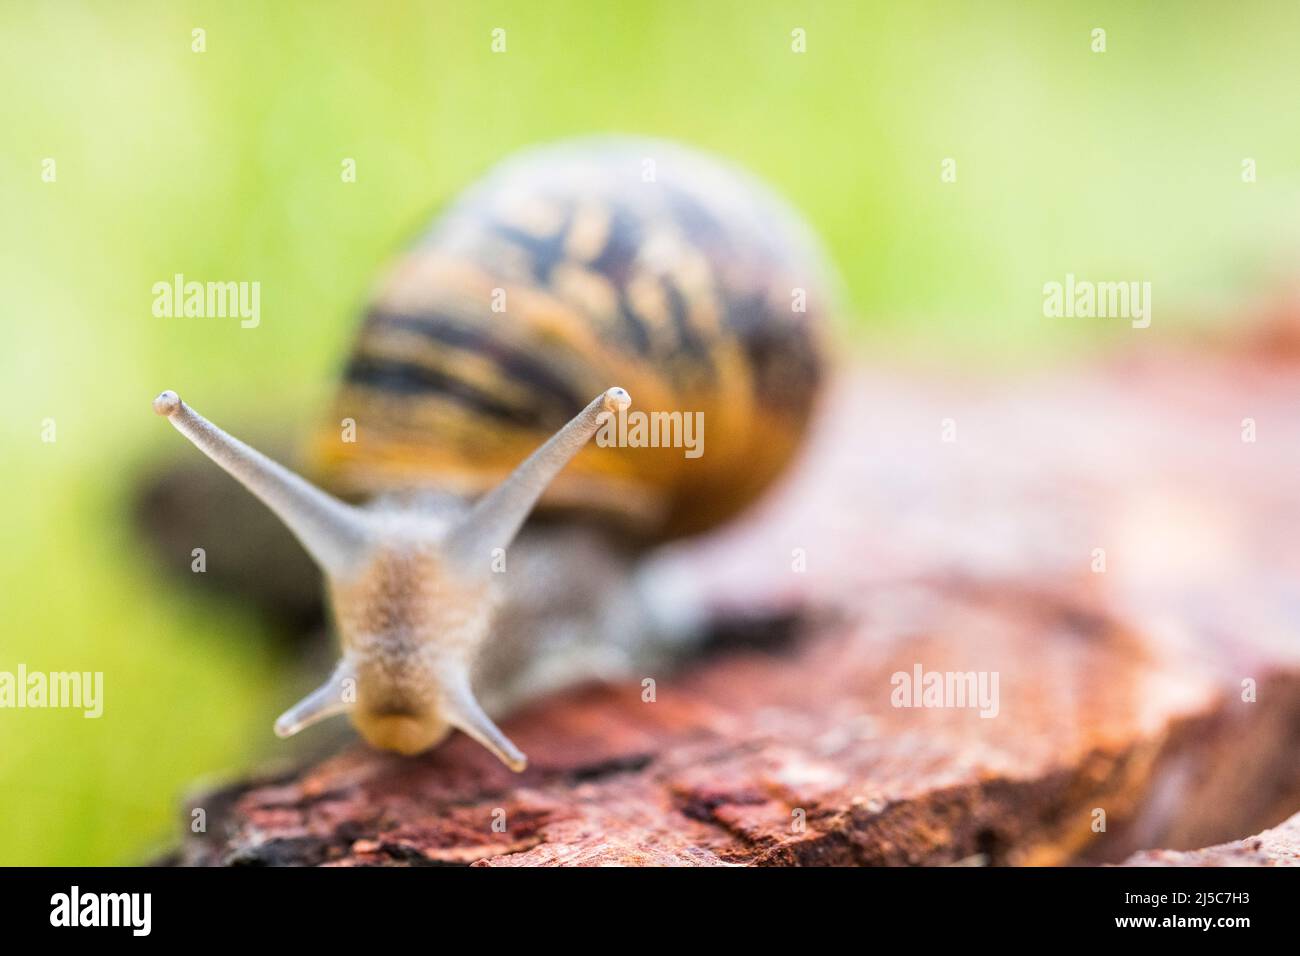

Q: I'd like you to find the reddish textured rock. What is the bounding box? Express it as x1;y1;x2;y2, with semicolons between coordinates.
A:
1120;812;1300;867
174;350;1300;866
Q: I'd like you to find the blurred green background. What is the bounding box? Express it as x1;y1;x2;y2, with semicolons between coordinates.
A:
2;0;1299;865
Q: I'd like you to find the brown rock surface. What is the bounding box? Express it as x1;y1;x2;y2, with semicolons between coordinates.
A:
174;349;1300;866
1120;811;1300;866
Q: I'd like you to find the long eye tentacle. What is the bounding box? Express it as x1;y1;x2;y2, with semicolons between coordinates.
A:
447;386;629;569
152;390;372;578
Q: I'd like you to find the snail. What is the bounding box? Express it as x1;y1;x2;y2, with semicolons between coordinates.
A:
152;137;833;770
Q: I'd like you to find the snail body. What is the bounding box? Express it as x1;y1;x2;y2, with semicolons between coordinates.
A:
154;137;833;769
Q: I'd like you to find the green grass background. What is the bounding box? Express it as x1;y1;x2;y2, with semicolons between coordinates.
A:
1;1;1299;865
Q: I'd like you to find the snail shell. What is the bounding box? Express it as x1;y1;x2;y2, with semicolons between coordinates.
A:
313;137;833;540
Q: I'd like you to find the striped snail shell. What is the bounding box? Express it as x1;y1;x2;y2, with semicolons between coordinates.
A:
314;137;832;540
